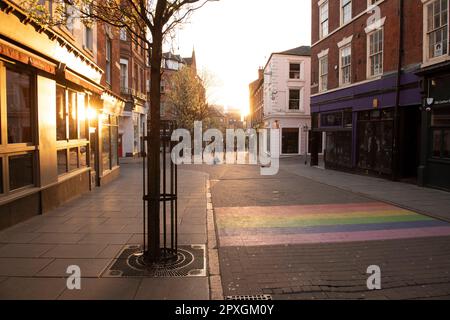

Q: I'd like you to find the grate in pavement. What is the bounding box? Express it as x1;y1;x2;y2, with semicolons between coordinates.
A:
103;245;206;278
225;295;273;301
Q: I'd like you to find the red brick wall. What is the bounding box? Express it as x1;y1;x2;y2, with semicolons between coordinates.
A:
97;22;121;96
311;0;423;95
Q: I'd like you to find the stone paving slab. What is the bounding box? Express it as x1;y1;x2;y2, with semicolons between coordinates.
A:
0;277;67;300
58;278;142;300
135;278;209;300
36;258;111;277
0;163;210;300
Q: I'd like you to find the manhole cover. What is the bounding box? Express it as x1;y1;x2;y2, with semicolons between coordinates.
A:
103;245;206;278
225;295;273;301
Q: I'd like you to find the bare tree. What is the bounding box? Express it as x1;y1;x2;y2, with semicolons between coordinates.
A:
19;0;218;262
167;66;210;131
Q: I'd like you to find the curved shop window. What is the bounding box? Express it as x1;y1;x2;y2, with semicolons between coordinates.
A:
0;63;37;195
56;85;89;177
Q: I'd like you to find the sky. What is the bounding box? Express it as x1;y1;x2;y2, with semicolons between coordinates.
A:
172;0;311;116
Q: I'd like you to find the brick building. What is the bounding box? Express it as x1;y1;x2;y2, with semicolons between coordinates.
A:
249;68;264;129
416;0;450;191
310;0;423;181
160;49;197;121
0;0;123;229
118;28;148;158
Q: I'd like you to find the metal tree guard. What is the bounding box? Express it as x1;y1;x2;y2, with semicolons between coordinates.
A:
142;120;178;264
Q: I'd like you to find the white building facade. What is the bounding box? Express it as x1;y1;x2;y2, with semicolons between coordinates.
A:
263;46;312;156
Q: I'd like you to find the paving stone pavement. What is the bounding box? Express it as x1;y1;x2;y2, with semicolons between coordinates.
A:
0;161;210;300
186;161;450;300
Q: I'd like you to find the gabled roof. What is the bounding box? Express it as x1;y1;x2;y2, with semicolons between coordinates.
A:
263;45;311;71
276;46;311;57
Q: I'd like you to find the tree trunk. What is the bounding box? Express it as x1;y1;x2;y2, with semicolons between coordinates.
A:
146;27;163;261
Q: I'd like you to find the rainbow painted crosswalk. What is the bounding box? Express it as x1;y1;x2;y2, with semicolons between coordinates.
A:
216;203;450;247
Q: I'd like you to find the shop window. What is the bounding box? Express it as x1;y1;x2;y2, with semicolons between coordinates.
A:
343;110;353;128
357;116;394;175
68;90;78;140
102;124;111;172
56;86;89;176
78;94;87;140
443;130;450;158
321;112;343;128
325;131;352;169
9;153;34;191
432;106;450;126
0;161;3;194
56;86;67;141
432;129;450;159
69;147;79;171
111;126;118;168
57;150;67;175
80;146;88;168
1;64;37;196
6;69;32;144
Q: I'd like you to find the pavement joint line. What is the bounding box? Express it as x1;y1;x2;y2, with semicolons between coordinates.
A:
206;177;224;300
286;166;450;224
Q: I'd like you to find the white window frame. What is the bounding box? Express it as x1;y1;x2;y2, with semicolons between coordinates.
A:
318;54;328;92
367;28;384;79
367;0;382;7
423;0;449;66
289;62;302;80
288;88;302;111
319;0;329;39
339;45;352;86
341;0;352;26
120;59;128;90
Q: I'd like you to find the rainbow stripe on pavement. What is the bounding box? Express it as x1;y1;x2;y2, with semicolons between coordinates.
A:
215;203;450;247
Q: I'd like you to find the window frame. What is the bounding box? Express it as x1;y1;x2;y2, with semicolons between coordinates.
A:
0;62;38;196
319;55;328;92
289;63;301;80
423;0;449;64
367;27;384;79
319;1;329;39
341;0;352;26
105;37;112;85
339;45;352;86
288;88;302;111
55;85;89;178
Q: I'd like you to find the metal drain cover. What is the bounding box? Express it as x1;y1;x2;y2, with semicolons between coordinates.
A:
225;295;273;301
103;245;206;278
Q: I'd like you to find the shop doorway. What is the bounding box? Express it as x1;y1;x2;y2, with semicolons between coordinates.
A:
282;128;299;154
399;106;420;181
